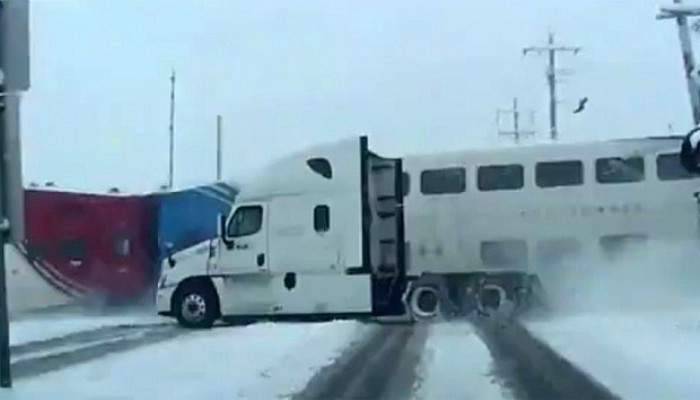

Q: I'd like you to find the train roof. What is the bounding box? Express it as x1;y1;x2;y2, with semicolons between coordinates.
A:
402;135;686;164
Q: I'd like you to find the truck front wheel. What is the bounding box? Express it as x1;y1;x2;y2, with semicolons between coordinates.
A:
175;282;218;329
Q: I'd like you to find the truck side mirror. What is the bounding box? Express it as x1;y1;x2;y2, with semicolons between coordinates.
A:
219;214;235;250
164;242;176;268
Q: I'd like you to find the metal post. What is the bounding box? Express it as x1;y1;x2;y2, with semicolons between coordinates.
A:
216;115;222;181
0;90;10;389
524;32;580;141
658;1;700;125
0;1;29;387
168;70;176;189
547;34;557;141
513;98;520;142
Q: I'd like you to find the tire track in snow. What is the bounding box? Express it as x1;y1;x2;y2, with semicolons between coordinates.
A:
10;322;171;358
475;314;622;400
12;324;187;380
294;322;428;400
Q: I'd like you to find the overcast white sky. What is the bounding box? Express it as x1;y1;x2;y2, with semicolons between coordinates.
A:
19;0;695;192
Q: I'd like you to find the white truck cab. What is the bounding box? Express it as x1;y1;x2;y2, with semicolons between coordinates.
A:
157;136;407;328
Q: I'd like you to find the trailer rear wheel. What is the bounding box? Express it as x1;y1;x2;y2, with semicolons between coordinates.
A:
175;282;218;329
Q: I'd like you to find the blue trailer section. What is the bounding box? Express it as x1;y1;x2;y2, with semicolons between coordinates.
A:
153;182;238;269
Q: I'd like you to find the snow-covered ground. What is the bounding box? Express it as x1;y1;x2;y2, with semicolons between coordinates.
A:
528;308;700;400
6;320;366;400
412;322;511;400
10;312;169;346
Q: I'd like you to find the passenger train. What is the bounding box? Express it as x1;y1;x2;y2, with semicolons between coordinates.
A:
402;135;700;312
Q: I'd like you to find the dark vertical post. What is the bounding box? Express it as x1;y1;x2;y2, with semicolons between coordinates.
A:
216;115;222;181
547;33;557;140
168;70;176;189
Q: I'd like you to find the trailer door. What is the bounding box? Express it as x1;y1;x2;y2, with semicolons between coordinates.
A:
361;138;407;316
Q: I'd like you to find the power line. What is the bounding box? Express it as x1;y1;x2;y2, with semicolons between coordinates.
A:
523;32;581;141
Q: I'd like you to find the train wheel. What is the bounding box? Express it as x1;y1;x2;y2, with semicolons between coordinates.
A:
176;283;218;329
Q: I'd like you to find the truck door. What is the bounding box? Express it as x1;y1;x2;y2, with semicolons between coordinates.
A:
218;203;269;274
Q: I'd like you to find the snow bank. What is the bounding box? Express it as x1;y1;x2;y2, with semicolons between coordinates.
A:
10;313;169;346
412;322;511;400
6;320;365;400
528;310;700;399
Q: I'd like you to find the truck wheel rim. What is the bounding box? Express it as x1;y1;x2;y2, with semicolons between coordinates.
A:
182;293;207;322
410;286;439;318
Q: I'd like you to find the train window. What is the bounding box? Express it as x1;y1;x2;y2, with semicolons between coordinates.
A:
477;164;524;191
535;238;582;267
227;205;263;237
599;233;647;260
535;160;583;188
314;205;330;232
307;158;332;179
60;239;86;261
596;156;645;183
656;153;695;181
114;236;131;257
402;172;410;197
420;167;466;194
480;239;528;268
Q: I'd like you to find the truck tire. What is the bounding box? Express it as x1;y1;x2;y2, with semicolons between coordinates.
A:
408;284;441;320
175;282;218;329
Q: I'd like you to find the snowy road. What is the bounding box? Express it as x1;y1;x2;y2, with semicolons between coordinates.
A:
5;309;699;399
528;309;700;400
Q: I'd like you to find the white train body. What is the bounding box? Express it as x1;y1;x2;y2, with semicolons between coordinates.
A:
403;136;699;278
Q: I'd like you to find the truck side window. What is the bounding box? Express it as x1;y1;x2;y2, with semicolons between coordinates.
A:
228;206;263;237
314;205;330;232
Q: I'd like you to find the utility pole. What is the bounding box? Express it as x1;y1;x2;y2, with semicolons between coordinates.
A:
497;98;535;143
657;0;700;125
168;70;176;190
0;0;30;389
523;33;581;141
216;115;222;181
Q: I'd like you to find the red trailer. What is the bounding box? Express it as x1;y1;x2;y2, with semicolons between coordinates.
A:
22;189;157;304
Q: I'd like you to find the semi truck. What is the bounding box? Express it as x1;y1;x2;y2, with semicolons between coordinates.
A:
157;136;414;327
